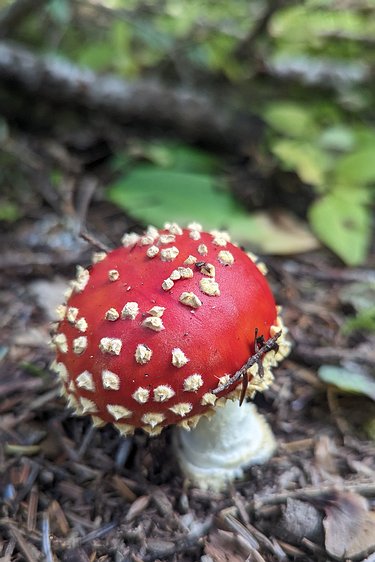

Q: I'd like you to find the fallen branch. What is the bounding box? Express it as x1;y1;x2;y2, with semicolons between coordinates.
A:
0;40;261;150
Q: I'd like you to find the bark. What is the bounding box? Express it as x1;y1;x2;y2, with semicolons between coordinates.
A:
0;40;262;150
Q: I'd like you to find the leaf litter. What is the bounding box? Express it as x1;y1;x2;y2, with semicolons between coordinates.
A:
1;149;375;562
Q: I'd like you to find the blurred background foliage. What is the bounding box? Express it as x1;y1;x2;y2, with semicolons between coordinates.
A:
1;0;374;265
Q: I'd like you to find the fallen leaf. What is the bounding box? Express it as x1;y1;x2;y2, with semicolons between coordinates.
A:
322;491;375;559
278;498;324;545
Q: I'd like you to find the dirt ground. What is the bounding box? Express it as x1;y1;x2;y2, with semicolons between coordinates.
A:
1;130;375;562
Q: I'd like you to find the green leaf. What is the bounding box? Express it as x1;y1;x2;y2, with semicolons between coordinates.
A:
309;190;371;265
335;146;375;186
145;143;219;173
0;201;20;222
107;165;319;254
318;365;375;401
343;307;375;335
271;139;329;187
107;166;242;227
78;42;115;71
319;126;355;152
264;103;317;139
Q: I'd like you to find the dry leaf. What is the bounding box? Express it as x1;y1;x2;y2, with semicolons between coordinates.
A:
279;498;324;544
233;210;320;255
323;490;375;559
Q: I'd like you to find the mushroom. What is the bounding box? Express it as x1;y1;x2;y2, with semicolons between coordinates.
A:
51;223;290;490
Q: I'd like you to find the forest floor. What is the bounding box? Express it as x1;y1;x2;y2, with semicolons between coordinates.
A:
1;126;375;562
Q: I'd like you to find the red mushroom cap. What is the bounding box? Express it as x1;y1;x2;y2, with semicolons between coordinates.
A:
52;223;286;436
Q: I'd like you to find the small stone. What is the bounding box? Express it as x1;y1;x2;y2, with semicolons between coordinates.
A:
179;292;202;308
199;278;220;296
142;317;164;332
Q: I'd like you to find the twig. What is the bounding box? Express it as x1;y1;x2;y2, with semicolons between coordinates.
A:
212;331;281;395
0;40;261;150
42;512;54;562
79;522;117;545
6;523;41;562
79;230;111;253
252;481;375;510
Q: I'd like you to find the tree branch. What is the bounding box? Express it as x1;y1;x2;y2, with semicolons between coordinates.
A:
0;40;262;150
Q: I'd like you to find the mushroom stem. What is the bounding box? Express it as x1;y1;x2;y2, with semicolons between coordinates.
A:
174;400;276;491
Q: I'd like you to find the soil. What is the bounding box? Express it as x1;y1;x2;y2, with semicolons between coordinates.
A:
1;128;375;562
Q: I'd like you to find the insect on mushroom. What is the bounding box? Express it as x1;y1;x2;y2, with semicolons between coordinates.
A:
51;222;291;490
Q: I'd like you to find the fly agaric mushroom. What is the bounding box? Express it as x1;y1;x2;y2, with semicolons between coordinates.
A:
51;222;290;490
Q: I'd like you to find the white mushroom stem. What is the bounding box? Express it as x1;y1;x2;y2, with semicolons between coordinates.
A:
173;400;276;491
